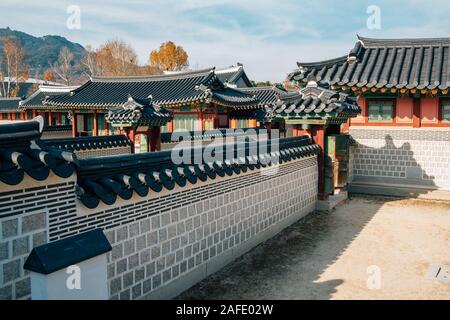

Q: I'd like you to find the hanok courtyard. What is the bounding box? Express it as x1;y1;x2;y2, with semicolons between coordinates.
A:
178;196;450;300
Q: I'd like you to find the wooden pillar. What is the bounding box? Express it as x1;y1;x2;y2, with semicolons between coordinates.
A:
413;98;421;128
72;111;77;137
148;126;161;152
32;110;37;118
168;119;174;133
309;125;326;200
263;122;272;139
105;120;110;136
48;111;52;126
199;108;205;131
125;128;135;153
93;111;99;136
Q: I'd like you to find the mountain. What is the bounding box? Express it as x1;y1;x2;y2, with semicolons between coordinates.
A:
0;27;86;76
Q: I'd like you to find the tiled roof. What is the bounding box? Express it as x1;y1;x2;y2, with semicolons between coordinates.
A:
261;78;360;123
42;125;72;132
76;136;320;208
43;68;260;110
42;135;132;152
289;35;450;91
0;97;22;112
160;127;266;144
19;85;79;110
0;118;76;185
215;65;253;88
238;86;287;107
105;95;173;127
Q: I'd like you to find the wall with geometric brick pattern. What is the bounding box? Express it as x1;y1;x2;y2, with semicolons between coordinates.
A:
349;126;450;190
0;156;318;300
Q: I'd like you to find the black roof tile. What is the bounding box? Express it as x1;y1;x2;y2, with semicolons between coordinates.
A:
289;35;450;91
0;118;76;186
0;97;22;112
43;68;260;110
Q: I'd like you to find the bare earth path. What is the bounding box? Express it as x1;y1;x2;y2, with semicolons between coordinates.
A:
177;196;450;300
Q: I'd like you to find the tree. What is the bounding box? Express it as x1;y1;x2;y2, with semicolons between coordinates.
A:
0;35;29;97
81;39;146;77
52;46;74;85
149;41;189;72
43;69;56;82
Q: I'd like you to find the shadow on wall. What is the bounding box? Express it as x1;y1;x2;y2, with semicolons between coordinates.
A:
174;136;437;300
350;134;437;197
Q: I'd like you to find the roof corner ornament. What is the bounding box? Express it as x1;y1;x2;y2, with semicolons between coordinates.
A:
33;115;45;133
305;74;318;87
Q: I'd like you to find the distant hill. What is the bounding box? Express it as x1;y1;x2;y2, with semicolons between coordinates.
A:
0;27;86;76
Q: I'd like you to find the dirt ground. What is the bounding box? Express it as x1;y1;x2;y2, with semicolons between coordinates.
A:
177;196;450;300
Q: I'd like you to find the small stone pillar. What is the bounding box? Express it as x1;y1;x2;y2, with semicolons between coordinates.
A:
24;229;112;300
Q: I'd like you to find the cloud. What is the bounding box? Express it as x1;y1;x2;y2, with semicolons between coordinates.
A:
0;0;449;82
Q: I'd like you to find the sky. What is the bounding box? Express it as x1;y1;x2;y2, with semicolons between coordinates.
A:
1;0;450;82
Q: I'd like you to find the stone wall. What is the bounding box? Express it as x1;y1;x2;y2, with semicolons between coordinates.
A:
0;156;318;300
0;174;77;300
349;126;450;194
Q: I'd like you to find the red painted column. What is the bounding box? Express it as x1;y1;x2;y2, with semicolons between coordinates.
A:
32;110;37;118
48;111;52;126
412;98;421;128
93;111;99;136
125;128;135;153
309;125;326;200
72;111;77;137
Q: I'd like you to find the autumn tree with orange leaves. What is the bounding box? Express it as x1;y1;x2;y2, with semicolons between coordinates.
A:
149;41;189;72
82;39;156;77
0;35;29;97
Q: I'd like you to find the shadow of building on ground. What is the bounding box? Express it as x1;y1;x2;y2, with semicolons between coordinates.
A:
175;135;437;300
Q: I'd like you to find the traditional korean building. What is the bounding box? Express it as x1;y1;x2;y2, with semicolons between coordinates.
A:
289;35;450;194
41;68;262;139
288;35;450;129
215;64;253;88
0;97;24;121
19;85;78;126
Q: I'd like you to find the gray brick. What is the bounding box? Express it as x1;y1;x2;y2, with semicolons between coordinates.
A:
136;235;146;251
152;274;161;289
108;263;115;278
143;278;152;294
163;269;171;283
0;242;9;261
146;262;156;277
172;265;180;278
128;253;139;269
3;259;21;283
135;267;145;282
159;228;167;242
116;226;128;242
180;261;187;274
168;225;177;239
161;241;170;255
156;257;165;272
12;236;29;257
32;231;47;247
129;222;140;237
15;278;30;299
123;271;134;287
166;253;175;267
151;246;161;259
116;258;127;274
140;219;150;233
151;215;160;229
112;243;124;261
139;249;151;265
2;218;18;239
110;277;122;295
0;284;12;300
147;231;158;246
123;239;135;256
161;213;170;226
132;283;142;299
22;213;46;234
119;288;130;300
